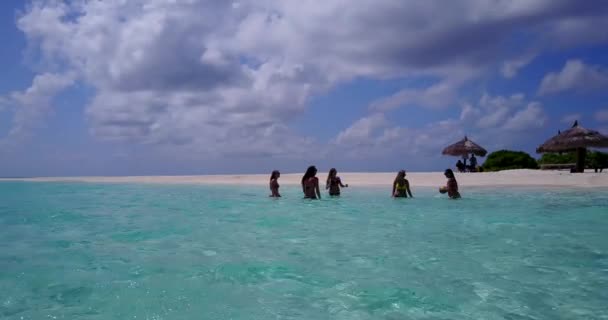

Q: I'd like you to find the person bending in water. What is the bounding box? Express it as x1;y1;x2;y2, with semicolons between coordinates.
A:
302;166;321;199
269;170;281;197
326;168;348;196
442;169;461;199
392;170;413;198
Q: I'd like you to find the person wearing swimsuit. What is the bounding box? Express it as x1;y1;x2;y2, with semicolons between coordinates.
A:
443;169;461;199
269;170;281;197
301;166;321;199
392;170;413;198
326;168;348;196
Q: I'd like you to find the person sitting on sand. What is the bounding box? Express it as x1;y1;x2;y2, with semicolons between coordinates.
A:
302;166;321;199
392;170;413;198
441;169;461;199
326;168;348;196
456;160;466;173
269;170;281;197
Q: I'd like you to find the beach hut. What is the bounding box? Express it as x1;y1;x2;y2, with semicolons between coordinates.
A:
442;136;487;170
536;121;608;173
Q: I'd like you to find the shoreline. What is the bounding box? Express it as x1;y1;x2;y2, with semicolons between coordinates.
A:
2;169;607;188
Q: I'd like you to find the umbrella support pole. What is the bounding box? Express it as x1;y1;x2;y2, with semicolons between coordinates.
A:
576;147;586;173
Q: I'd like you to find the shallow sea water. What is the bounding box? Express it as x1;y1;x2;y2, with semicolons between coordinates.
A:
1;182;607;319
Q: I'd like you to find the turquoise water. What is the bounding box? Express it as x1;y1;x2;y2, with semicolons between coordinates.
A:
1;182;607;320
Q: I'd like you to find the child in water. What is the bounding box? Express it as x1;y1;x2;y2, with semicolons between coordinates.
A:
326;168;348;196
392;170;413;198
269;170;281;197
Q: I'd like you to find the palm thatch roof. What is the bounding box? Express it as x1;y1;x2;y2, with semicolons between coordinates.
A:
442;136;487;157
536;121;608;153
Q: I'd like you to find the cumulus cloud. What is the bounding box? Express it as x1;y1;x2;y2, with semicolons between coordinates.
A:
501;51;537;78
503;102;547;130
9;0;608;161
333;113;388;146
334;92;547;159
0;72;75;144
546;16;608;47
369;78;463;111
538;60;608;95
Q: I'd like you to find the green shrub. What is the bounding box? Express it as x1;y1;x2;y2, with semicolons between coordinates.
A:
482;150;539;172
588;151;608;168
538;152;576;165
538;151;607;168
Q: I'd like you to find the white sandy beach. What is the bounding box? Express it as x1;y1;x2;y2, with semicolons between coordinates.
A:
3;169;608;188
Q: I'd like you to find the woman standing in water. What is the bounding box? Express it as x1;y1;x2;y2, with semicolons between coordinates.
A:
269;170;281;197
301;166;321;199
326;168;348;196
392;170;413;198
441;169;461;199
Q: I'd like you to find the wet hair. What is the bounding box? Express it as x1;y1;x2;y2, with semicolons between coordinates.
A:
326;168;337;186
444;169;455;178
394;170;406;184
302;166;317;185
270;170;280;182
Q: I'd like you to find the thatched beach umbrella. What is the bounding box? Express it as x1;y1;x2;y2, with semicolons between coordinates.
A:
442;136;487;168
536;121;608;172
442;136;488;157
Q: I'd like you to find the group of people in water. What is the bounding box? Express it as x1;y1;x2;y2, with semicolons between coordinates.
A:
269;166;461;199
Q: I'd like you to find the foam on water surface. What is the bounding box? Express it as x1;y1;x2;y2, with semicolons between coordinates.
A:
1;182;607;319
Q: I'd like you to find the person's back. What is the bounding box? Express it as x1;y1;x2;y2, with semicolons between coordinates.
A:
304;177;319;199
302;165;321;199
328;176;341;195
394;177;409;197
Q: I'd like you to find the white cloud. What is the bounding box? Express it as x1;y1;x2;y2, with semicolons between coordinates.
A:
503;102;547;131
333;113;387;146
547;16;608;47
334;92;548;160
0;72;75;144
501;51;537;78
462;93;547;131
10;0;608;161
538;59;608;95
462;93;531;129
595;109;608;123
369;79;462;111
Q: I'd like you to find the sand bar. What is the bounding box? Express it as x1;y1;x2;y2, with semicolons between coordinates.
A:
2;169;608;188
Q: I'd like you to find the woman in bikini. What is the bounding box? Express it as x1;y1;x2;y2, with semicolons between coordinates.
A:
442;169;461;199
326;168;348;196
269;170;281;197
392;170;413;198
301;166;321;199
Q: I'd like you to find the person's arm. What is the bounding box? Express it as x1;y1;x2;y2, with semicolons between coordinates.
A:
315;178;321;199
391;181;396;197
338;177;347;188
406;180;413;198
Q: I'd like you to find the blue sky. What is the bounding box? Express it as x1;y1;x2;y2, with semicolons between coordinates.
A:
1;0;607;176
